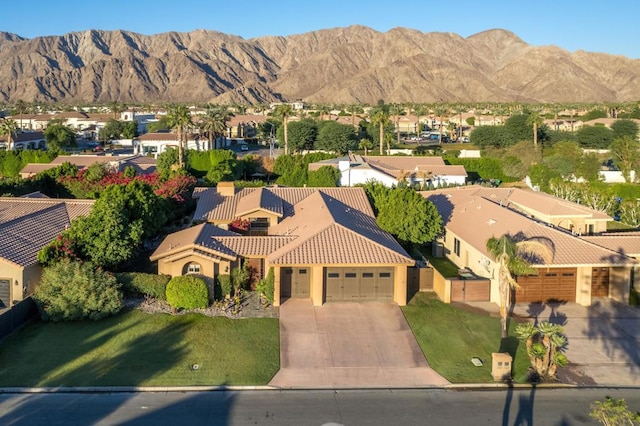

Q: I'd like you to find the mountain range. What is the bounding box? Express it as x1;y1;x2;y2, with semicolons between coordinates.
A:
0;25;638;105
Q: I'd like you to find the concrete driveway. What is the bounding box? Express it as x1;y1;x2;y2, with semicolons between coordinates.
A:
504;299;640;386
269;300;449;389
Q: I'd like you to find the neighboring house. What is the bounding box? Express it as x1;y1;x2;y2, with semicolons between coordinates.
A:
0;195;94;308
0;131;46;151
19;155;157;178
151;183;415;306
133;132;218;157
225;114;267;140
308;155;467;188
424;186;638;307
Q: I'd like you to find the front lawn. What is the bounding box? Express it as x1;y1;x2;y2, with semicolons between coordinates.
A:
0;310;279;387
402;292;530;383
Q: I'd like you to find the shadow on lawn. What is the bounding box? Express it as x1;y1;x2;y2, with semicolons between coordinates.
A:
0;318;238;425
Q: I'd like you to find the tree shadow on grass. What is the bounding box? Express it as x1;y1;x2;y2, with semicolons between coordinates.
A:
0;313;223;425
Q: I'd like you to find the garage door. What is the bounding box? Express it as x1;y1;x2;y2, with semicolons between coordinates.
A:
591;267;610;297
0;279;10;308
281;268;310;299
324;267;394;302
515;268;576;302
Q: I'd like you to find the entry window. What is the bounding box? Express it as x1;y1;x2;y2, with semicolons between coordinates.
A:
454;238;461;256
562;273;574;277
379;272;391;278
362;272;374;278
345;273;357;278
545;273;557;277
328;273;340;278
187;262;201;274
299;269;307;274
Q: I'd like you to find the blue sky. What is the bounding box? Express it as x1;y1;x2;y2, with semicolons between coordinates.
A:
4;0;639;58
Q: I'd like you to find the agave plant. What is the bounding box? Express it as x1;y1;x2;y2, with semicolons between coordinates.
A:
514;321;568;381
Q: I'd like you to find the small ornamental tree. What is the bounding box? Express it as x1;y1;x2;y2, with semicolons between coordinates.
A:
590;396;640;426
515;321;568;381
33;259;122;322
256;267;275;305
165;275;209;310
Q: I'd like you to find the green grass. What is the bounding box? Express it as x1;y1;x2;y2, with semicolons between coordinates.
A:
424;254;460;278
607;221;637;231
402;292;530;383
0;310;279;387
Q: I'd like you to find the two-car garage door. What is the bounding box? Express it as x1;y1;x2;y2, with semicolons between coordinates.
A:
324;267;394;302
515;268;576;302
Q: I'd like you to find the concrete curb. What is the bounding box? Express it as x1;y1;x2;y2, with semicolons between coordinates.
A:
2;383;639;394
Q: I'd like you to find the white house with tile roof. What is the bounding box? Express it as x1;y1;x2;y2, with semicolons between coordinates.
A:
0;195;94;308
308;155;467;188
151;183;415;306
423;186;638;306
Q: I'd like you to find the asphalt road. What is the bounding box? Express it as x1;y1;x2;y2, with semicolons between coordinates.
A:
0;388;636;425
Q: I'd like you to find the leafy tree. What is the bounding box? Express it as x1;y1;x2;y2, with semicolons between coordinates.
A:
316;121;357;154
504;113;532;142
99;119;124;141
515;322;568;381
44;121;76;152
166;275;209;310
611;119;639;141
610;136;640;182
590;396;640;426
206;149;238;184
577;153;603;183
308;165;340;187
365;183;443;247
33;259;122;322
486;234;551;338
287;119;317;153
146;116;170;133
580;109;608;121
469;125;512;148
577;125;613;149
121;120;138;139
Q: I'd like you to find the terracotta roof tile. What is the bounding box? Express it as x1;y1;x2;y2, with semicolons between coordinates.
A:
235;187;283;218
582;235;640;257
425;188;634;267
0;198;94;267
150;223;240;261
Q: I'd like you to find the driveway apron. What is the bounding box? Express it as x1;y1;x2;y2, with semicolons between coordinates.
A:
269;299;449;388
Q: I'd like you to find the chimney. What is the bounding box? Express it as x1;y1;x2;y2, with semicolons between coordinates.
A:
217;181;235;197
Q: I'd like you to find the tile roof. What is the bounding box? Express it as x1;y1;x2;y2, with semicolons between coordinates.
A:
150;223;240;261
424;188;635;267
0;198;94;267
20;155;157;176
167;185;412;267
582;234;640;257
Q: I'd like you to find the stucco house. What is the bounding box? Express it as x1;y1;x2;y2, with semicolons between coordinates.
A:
151;183;415;306
423;186;638;306
19;154;157;179
308;155;467;188
0;195;94;309
0;131;46;151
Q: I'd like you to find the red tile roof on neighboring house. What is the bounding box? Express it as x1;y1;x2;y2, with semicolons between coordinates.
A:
20;155;157;177
0;198;94;267
424;187;635;267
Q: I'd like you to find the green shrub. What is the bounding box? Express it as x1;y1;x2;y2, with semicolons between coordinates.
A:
216;274;233;300
116;272;170;300
256;268;275;304
231;265;250;292
33;259;122;322
165;275;209;310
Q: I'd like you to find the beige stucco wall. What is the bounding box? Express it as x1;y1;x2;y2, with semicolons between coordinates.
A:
156;254;232;280
0;260;25;306
311;266;323;306
394;265;408;306
272;266;282;307
575;266;592;306
432;267;450;303
610;267;631;303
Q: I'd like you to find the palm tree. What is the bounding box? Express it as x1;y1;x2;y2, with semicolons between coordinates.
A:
526;111;544;150
199;104;233;150
274;104;294;155
412;104;427;136
346;104;363;132
370;107;390;155
166;105;193;168
389;104;404;146
108;101;125;120
0;118;18;150
358;138;373;155
486;234;552;338
14;99;27;131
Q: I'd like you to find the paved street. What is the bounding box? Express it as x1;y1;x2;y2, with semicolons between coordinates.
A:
0;388;637;425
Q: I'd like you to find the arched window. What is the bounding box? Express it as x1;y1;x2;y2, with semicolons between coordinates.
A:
185;262;201;274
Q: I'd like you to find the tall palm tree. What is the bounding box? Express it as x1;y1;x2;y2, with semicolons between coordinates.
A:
14;99;27;131
370;108;390;155
346;104;363;132
389;104;404;146
274;104;294;155
526;111;544;150
0;118;18;150
166;105;193;168
108;101;125;120
199;104;233;150
412;104;427;136
358;138;373;156
486;234;552;338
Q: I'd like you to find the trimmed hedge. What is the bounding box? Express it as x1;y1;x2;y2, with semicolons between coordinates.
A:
166;276;209;310
216;274;232;300
116;272;170;300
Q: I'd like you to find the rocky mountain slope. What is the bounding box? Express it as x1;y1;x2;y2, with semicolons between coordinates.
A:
0;26;637;104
